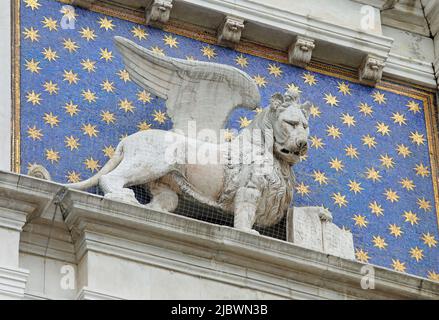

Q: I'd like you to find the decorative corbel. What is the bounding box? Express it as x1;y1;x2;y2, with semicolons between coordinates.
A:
288;36;315;67
359;54;386;84
145;0;173;27
217;16;245;48
71;0;97;9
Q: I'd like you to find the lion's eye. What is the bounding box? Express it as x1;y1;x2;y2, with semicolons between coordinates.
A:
285;121;299;128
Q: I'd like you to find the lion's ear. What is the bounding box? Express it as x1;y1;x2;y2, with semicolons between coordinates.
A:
270;93;284;111
300;101;312;119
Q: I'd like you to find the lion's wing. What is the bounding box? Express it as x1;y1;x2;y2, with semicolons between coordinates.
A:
114;36;260;138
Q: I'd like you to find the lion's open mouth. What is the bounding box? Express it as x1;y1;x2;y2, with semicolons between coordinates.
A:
280;148;301;156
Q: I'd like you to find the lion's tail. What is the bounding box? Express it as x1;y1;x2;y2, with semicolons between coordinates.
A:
65;143;124;190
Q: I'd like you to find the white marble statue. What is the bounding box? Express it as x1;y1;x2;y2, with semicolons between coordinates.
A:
32;37;312;234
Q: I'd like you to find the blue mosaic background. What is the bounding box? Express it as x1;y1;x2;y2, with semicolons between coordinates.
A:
19;0;439;279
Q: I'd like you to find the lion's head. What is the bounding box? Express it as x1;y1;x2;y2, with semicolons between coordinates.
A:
269;92;311;164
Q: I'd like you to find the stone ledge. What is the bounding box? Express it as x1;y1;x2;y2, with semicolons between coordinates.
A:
1;170;439;299
0;266;29;299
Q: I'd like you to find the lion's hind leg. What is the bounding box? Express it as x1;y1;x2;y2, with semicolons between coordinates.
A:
145;182;178;212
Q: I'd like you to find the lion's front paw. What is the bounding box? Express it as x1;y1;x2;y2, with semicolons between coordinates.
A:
237;227;260;235
318;207;333;223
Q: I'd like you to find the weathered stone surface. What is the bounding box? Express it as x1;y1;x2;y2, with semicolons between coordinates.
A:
217;16;245;48
289;206;323;252
322;222;355;260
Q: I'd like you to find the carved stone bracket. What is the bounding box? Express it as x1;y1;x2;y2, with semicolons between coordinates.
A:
359;54;386;84
288;36;315;67
145;0;173;27
217;16;245;48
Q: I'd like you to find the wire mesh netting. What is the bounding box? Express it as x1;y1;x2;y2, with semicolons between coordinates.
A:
94;185;287;241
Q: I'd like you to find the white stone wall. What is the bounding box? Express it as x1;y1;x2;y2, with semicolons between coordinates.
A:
0;0;11;171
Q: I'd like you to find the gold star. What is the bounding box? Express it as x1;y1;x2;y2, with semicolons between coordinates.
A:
372;91;386;104
324;93;339;106
253;75;267;87
427;271;439;282
389;224;403;237
66;171;81;183
239;116;252;128
337;82;351;95
81;59;97;72
355;248;370;263
63;70;80;85
137;121;151;131
407;100;420;114
101;111;116;124
384;189;399;202
163;34;178;48
353;214;368;228
84;157;100;172
302;72;317;86
42;47;58;62
25;58;41;74
345;144;359;159
43;81;59;95
100;48;113;62
373;235;387;249
26;91;42;106
27;125;43;140
379;154;394;169
391;259;406;272
286;83;302;95
310;136;324;149
43;112;60;127
45;149;60;163
326;125;342;139
117;69;131;82
82;89;97;103
391;112;407;125
64;101;79;116
295;182;311;196
362;134;377;149
268;64;282;77
137;90;152;104
132;26;148;40
410;247;424;262
153;110;167;124
403;210;419;225
410;131;425;145
80;27;97;41
119;99;135;113
332;192;348;207
235;54;248;68
81;123;99;138
414;163;430;177
422;233;437;248
358;102;373;116
309;105;321;118
98;17;115;31
64;136;80;151
329;158;344;171
103;145;115;158
399;177;415;191
41;17;58;31
201;45;216;59
417;197;432;211
365;167;381;182
101;79;115;93
369;201;384;216
376;122;391;136
396;144;411;158
63;38;79;53
23;27;40;42
24;0;41;10
341;113;356;127
60;6;78;21
348;180;363;194
312;170;328;185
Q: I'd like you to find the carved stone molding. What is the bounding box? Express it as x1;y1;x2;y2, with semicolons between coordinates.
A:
145;0;173;27
288;36;315;67
359;54;386;84
71;0;97;9
217;16;245;48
